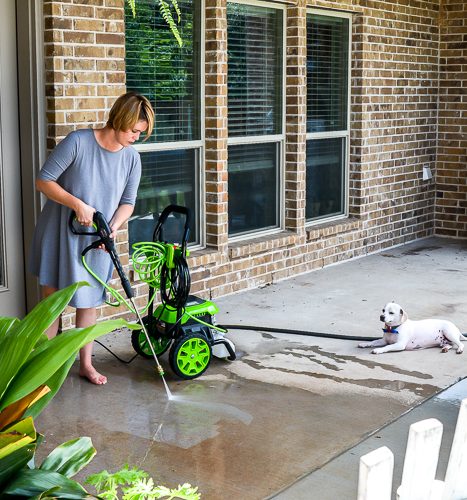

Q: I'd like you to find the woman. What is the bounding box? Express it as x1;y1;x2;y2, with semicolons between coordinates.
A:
30;92;155;385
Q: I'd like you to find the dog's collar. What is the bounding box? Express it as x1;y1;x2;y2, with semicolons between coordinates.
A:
383;325;400;334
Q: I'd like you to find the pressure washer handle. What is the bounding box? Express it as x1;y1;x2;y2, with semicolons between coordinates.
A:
68;212;98;236
92;212;135;300
153;204;191;253
73;210;134;300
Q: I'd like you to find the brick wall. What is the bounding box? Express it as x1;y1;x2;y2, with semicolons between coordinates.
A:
43;0;126;146
40;0;466;327
350;1;439;250
204;0;229;252
436;0;467;237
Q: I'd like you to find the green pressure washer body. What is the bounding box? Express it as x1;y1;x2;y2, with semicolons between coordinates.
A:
131;205;236;379
71;205;235;380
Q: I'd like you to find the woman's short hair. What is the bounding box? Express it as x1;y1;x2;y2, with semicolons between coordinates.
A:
107;92;155;140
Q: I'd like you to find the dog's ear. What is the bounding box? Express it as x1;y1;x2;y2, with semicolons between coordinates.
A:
400;308;408;323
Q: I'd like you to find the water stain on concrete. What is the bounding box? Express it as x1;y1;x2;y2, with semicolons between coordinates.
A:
255;341;433;380
440;303;461;313
401;245;441;255
291;345;434;379
239;358;437;397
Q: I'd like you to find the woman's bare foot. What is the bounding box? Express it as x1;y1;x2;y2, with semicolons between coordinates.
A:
79;365;107;385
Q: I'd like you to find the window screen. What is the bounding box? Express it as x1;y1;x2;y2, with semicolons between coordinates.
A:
306;14;349;133
228;142;280;235
227;3;283;137
306;138;345;220
125;0;201;143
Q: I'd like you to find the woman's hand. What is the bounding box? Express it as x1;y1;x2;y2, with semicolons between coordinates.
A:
75;201;96;227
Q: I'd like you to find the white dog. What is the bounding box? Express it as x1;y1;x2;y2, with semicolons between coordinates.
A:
358;301;465;355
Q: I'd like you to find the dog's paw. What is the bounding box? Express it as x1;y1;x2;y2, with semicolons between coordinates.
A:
456;345;464;354
358;342;370;348
372;348;384;354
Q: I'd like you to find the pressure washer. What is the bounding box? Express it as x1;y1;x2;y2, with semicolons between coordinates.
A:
69;205;236;383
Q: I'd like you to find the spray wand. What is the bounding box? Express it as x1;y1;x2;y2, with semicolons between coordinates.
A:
69;211;172;398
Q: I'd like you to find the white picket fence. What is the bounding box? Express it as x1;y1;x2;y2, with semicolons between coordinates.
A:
357;398;467;500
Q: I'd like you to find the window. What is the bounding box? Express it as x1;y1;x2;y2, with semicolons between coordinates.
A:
228;142;279;234
125;0;202;247
227;2;284;238
306;11;350;222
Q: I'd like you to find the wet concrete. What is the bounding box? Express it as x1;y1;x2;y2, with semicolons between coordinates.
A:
37;354;412;499
35;237;467;498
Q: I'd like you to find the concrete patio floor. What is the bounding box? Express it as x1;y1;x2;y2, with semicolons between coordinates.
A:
36;236;467;499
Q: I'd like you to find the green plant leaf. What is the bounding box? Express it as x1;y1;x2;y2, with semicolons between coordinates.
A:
0;282;85;403
0;416;37;457
34;332;50;348
25;355;76;420
0;319;135;409
2;468;94;499
126;0;136;17
40;437;96;478
151;483;200;499
85;465;148;499
0;442;36;489
158;0;183;47
0;316;19;343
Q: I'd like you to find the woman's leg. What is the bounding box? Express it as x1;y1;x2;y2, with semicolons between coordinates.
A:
76;307;107;385
41;285;60;339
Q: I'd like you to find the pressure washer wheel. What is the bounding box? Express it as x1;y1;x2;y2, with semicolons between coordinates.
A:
169;333;212;380
131;316;171;359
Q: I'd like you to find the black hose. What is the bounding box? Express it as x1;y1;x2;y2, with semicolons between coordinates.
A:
220;324;467;341
160;255;191;309
219;324;377;342
95;339;139;364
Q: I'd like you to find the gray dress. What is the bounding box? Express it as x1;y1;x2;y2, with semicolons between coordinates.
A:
30;128;141;308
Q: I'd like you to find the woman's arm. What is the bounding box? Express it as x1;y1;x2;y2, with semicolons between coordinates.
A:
36;179;95;225
109;204;135;238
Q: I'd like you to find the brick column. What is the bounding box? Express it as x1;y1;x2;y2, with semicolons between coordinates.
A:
204;0;229;251
436;0;467;238
43;0;126;147
349;15;366;218
284;0;307;234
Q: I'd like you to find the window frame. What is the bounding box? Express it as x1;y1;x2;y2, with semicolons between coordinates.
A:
227;0;286;242
130;0;205;250
305;8;352;226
